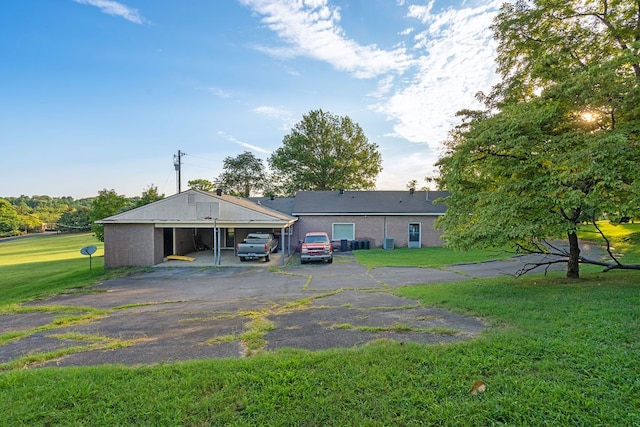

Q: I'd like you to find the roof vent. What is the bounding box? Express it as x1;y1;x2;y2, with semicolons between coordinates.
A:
216;188;222;196
425;191;429;201
339;188;344;195
409;188;415;194
270;194;275;201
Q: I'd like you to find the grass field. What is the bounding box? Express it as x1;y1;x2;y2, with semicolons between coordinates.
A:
1;231;639;425
354;246;513;268
0;233;109;306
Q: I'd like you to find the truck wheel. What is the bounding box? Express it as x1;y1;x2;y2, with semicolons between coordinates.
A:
265;253;270;262
327;257;333;264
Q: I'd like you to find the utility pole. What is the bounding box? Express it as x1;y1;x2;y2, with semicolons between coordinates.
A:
173;150;186;193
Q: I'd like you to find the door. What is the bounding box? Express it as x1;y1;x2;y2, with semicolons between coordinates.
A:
163;228;174;257
408;223;421;248
225;228;235;248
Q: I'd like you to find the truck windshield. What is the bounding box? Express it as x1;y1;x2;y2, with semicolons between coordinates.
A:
305;235;329;243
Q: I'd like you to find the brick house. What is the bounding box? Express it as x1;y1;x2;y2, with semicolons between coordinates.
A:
97;188;448;267
289;190;447;249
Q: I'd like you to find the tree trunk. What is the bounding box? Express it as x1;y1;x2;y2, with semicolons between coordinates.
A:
567;231;580;278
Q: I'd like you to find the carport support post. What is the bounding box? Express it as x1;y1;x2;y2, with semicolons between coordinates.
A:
212;218;221;266
281;226;285;266
217;223;221;265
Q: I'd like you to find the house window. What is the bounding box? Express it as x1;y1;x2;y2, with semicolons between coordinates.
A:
332;223;355;241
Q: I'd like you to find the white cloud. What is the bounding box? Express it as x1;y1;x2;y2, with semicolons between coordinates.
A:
373;1;502;149
73;0;147;24
208;87;232;98
253;105;295;130
377;149;440;190
217;131;271;154
240;0;503;189
239;0;415;78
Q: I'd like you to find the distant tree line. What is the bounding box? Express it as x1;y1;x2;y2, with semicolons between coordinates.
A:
0;185;164;239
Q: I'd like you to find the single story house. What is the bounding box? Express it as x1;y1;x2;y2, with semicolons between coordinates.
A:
97;188;448;267
290;190;448;250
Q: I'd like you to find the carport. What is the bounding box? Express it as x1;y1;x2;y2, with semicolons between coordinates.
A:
98;189;297;268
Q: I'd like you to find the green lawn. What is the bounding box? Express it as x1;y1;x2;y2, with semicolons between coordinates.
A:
578;221;640;263
1;231;639;425
353;246;513;268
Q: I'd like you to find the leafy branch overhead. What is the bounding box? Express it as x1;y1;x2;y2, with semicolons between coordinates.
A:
436;0;640;278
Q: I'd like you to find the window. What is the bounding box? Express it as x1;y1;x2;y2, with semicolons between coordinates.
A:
332;223;355;240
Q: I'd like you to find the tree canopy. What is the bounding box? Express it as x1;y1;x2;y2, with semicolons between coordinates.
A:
0;199;21;235
269;110;382;195
188;179;215;192
214;151;267;197
436;0;640;278
88;189;129;242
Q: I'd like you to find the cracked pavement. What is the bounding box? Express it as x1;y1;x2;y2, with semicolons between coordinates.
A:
0;253;560;368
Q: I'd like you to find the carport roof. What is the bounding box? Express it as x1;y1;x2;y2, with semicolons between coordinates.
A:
96;189;297;228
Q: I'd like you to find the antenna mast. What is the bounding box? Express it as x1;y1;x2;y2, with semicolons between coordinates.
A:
173;150;186;193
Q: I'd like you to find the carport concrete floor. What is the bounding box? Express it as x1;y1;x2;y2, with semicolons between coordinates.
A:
0;252;561;368
160;249;292;267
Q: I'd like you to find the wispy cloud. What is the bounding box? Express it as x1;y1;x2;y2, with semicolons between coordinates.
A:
208;87;232;99
239;0;414;78
73;0;147;24
217;131;271;154
253;105;294;130
372;1;502;148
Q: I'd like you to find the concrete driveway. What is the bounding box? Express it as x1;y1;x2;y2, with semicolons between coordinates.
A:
0;253;563;368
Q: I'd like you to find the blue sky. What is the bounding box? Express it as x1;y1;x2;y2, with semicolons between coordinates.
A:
1;0;502;198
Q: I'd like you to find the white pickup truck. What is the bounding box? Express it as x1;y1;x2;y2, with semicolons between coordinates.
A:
235;233;278;262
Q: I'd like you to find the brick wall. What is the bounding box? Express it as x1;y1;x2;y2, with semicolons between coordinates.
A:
104;223;156;267
295;215;443;249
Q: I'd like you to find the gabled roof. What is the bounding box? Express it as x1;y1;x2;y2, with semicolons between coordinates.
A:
292;190;448;216
246;197;295;216
96;189;297;228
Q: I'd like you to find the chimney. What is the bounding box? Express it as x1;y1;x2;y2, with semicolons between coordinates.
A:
216;188;222;196
270;194;275;201
409;188;415;195
339;188;344;195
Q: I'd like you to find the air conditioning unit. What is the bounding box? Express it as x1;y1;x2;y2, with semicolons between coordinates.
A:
383;238;394;250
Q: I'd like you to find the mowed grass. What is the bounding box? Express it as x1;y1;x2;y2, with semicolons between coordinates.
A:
1;230;639;425
353;246;513;268
0;233;107;306
578;222;640;263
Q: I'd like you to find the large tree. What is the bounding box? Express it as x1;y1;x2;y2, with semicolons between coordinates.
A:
187;179;215;192
0;199;21;235
215;151;267;197
269;109;382;195
89;189;129;242
133;184;164;208
436;0;640;278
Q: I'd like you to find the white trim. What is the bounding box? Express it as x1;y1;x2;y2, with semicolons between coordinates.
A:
332;223;355;241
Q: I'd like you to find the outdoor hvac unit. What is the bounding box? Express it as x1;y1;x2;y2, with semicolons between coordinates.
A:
383;238;394;250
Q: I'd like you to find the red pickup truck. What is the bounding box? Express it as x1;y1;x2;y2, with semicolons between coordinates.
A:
300;232;333;264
